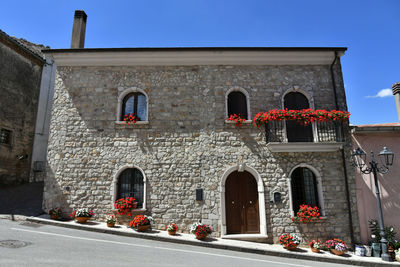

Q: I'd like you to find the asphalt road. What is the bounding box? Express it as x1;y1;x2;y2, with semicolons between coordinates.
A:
0;220;352;267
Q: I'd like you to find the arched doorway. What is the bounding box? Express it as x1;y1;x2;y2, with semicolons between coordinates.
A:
225;170;260;234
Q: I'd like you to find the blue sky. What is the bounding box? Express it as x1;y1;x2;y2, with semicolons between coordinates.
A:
1;0;399;124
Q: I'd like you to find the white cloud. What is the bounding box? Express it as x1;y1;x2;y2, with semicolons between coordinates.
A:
366;88;393;98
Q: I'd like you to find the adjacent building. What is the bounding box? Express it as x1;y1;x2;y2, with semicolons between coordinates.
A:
0;30;53;185
352;82;400;244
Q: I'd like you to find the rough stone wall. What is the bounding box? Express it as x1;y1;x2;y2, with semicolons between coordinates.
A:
44;63;360;244
0;42;42;185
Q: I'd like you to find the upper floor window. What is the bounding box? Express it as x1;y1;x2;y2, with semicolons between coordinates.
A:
117;168;145;209
227;91;249;120
291;167;320;214
284;92;313;142
0;128;12;145
121;92;147;121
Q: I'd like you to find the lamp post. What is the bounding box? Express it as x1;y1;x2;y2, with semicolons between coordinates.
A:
352;147;395;262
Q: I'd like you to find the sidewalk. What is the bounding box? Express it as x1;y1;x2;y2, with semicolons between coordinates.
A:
27;215;399;267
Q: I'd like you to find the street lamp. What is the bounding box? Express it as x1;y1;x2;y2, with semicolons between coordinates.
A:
352;147;395;262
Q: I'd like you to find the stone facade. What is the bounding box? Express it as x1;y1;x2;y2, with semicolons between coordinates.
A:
43;53;360;245
0;31;45;185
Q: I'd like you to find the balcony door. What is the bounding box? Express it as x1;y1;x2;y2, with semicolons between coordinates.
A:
284;92;313;142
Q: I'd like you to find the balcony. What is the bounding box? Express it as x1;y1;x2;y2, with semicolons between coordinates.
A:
265;121;344;152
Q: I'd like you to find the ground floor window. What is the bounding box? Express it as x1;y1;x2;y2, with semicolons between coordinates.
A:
117;168;144;208
290;167;319;214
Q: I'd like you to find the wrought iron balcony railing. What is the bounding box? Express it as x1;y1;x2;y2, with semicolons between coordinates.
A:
265;120;344;144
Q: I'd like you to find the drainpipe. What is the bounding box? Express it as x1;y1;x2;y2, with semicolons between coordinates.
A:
330;51;355;248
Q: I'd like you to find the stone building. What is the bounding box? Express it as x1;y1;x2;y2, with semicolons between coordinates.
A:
42;10;360;244
0;30;52;185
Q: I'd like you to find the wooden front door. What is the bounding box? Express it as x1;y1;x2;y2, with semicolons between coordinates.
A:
226;171;260;234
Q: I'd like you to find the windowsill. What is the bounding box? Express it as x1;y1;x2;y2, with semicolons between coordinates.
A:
292;216;327;223
112;208;147;213
115;121;149;125
225;120;253;124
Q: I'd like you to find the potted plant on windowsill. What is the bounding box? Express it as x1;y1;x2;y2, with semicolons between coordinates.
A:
49;208;62;220
226;114;246;127
129;215;152;232
291;204;321;223
70;208;94;223
115;197;138;216
123;113;139;125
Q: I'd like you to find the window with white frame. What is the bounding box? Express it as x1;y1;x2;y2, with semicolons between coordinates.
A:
290;167;320;214
226;89;250;120
117;168;145;209
121;92;147;121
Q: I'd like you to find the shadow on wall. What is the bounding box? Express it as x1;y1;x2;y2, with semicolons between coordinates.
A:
43;163;72;217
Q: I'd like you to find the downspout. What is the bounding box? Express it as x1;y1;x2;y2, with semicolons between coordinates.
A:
330;51;355;248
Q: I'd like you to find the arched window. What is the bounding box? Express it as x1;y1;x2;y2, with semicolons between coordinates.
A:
117;168;144;208
291;167;319;214
121;92;147;121
284;92;313;142
227;91;248;119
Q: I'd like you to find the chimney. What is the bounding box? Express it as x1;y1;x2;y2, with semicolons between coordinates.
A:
71;10;87;49
393;82;400;122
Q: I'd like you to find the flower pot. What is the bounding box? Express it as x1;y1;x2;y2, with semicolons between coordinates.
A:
395;253;400;263
107;222;115;227
284;245;298;251
50;214;59;220
364;245;372;257
371;243;381;257
195;233;208;240
355;245;366;256
168;230;176;236
75;217;90;223
331;249;345;256
136;224;151;232
311;247;320;253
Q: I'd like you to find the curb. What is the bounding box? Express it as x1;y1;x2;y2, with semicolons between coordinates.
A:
26;217;398;267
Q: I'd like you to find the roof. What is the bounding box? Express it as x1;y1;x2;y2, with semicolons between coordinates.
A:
0;29;47;65
42;47;347;53
43;47;347;67
351;123;400;133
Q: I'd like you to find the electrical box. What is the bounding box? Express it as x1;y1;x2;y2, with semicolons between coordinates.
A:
196;189;203;201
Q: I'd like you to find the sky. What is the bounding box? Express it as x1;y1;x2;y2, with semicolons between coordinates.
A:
1;0;399;125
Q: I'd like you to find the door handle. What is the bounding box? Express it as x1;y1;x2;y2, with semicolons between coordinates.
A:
249;201;253;204
232;201;234;204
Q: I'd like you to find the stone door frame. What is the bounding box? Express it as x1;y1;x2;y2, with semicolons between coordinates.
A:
220;165;267;237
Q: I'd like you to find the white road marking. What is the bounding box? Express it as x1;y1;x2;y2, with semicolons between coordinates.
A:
12;227;306;267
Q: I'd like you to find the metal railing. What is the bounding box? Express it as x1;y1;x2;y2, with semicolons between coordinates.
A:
265;121;344;143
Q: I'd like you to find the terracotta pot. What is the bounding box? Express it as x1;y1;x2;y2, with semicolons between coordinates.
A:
75;217;90;223
168;230;176;235
331;249;345;256
311;247;320;253
107;222;115;227
136;224;151;232
284;245;298;251
50;214;59;220
195;233;208;240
